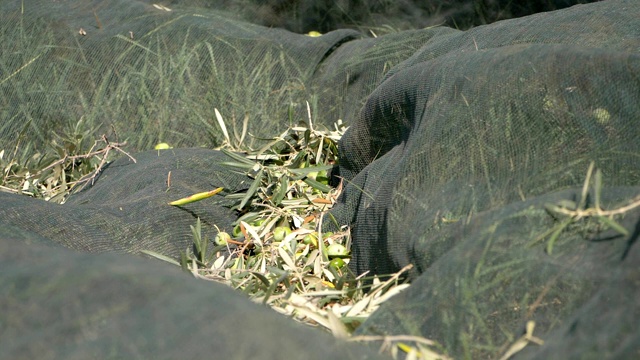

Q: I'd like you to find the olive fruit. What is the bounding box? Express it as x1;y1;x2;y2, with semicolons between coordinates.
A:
326;243;348;257
307;171;319;180
316;170;329;185
329;258;346;270
232;224;243;238
273;226;292;242
154;142;172;150
214;232;231;246
302;233;318;246
252;218;266;227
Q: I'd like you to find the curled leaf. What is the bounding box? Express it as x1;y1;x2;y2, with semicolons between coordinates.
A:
169;187;224;206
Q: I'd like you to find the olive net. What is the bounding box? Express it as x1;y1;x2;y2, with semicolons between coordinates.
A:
332;1;640;357
1;0;639;359
0;225;387;360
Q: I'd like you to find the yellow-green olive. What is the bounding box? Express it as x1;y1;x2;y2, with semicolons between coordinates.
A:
214;232;231;246
154;142;172;150
232;224;243;238
326;243;347;257
307;171;319;180
302;233;318;246
273;226;292;242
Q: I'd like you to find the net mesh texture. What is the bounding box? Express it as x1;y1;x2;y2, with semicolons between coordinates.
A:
1;0;639;359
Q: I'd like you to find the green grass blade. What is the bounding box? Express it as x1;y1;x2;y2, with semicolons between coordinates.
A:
597;216;629;236
140;250;180;266
546;219;571;254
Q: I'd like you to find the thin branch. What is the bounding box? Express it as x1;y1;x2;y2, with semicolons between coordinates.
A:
550;195;640;219
68;135;136;193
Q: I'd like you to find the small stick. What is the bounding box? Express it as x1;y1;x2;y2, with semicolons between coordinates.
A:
93;10;102;29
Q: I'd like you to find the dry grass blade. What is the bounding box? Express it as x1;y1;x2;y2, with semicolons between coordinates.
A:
214;108;231;145
349;335;452;360
326;308;350;339
498;321;544;360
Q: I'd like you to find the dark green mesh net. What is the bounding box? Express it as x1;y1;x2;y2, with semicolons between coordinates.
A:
1;0;638;358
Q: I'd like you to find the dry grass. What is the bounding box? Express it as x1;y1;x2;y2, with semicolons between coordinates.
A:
0;119;133;203
1;105;449;359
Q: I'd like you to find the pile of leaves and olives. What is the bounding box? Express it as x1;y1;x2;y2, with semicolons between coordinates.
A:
0;109;447;359
146;109;449;360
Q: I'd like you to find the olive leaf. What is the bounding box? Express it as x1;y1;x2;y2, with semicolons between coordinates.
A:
168;187;224;206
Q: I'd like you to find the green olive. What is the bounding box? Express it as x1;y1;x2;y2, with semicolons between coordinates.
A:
214;232;231;246
232;224;243;238
302;233;318;246
316;170;329;184
273;226;292;242
326;243;347;257
329;258;346;270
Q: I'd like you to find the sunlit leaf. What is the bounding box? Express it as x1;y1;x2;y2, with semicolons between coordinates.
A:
168;187;224;206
